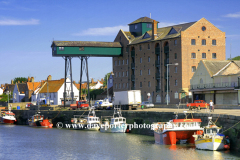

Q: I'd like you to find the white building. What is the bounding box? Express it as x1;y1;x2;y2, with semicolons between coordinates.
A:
0;88;3;95
12;83;26;103
38;78;79;105
89;80;103;89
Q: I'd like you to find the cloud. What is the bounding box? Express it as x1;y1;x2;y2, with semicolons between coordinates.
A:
73;21;188;36
0;18;39;25
223;12;240;18
72;25;129;36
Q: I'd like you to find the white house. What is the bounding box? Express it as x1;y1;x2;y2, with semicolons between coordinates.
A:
89;80;103;89
38;78;79;105
12;83;26;103
190;60;240;105
0;88;3;95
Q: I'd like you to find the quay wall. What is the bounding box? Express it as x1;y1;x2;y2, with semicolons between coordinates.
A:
12;110;240;151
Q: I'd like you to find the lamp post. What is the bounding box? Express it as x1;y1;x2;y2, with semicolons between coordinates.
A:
107;73;114;100
167;63;178;105
7;91;9;108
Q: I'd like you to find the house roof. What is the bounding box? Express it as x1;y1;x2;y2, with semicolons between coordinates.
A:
128;17;159;25
16;83;26;94
27;82;42;91
52;41;122;48
202;60;240;77
4;84;15;93
126;22;196;45
39;79;65;93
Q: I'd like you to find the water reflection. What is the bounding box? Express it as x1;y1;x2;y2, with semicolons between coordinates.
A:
0;125;239;160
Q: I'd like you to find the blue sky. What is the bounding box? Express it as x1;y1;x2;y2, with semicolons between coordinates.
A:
0;0;240;85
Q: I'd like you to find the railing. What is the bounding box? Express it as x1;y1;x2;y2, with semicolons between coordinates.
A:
164;59;169;66
189;81;239;90
131;63;135;69
155;73;160;79
155;47;160;54
156;86;161;92
164;72;169;79
164;46;169;53
155;60;160;67
131;51;135;57
131;75;135;81
165;85;170;92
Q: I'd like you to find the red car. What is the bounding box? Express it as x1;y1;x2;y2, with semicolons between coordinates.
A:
26;103;33;108
70;100;89;110
187;100;209;110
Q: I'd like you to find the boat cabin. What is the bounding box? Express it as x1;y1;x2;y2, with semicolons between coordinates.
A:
205;126;221;135
111;117;126;125
31;115;44;122
87;116;100;123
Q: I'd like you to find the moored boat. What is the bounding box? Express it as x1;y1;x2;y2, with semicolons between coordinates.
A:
71;108;100;131
100;107;127;133
153;111;204;145
0;107;17;124
192;117;230;151
28;112;53;128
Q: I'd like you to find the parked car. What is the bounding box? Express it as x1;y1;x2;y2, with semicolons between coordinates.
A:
187;100;209;110
94;99;113;110
26;103;33;108
141;101;154;108
70;100;89;110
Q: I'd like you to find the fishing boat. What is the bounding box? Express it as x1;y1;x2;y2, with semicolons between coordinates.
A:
28;112;53;128
71;108;100;131
153;111;204;145
100;107;127;133
0;107;17;124
192;117;230;150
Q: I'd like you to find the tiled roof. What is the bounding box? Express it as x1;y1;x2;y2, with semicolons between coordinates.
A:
4;84;15;93
17;83;26;94
128;17;159;25
52;41;122;48
39;79;65;93
202;60;240;77
127;22;196;45
27;82;42;91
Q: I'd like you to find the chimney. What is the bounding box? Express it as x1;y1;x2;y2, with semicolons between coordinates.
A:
28;77;31;82
152;20;158;40
31;77;34;82
11;80;14;84
47;75;52;81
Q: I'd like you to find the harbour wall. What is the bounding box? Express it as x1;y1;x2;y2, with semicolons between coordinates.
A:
12;110;240;151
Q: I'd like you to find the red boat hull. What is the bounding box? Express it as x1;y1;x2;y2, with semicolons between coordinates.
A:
29;119;52;128
0;117;16;124
154;130;203;145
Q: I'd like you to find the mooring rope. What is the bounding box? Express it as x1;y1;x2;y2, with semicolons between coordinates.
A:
220;119;240;134
214;114;220;124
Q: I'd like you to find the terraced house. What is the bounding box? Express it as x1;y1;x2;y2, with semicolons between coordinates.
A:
113;17;226;104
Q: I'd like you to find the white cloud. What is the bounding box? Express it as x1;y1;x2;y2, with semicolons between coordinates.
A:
223;12;240;18
73;25;129;36
0;18;39;25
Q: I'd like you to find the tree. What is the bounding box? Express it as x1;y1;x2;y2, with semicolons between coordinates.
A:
13;77;28;84
0;93;9;102
231;56;240;60
103;72;111;88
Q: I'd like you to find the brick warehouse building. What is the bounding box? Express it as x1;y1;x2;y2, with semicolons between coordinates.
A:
113;17;225;104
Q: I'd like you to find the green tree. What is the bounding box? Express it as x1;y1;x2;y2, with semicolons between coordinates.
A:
231;56;240;60
13;77;28;84
0;93;9;102
103;72;111;88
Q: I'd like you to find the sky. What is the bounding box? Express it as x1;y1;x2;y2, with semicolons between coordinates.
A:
0;0;240;85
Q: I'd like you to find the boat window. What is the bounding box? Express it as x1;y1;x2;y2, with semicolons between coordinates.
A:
115;119;119;122
206;129;211;134
212;128;218;134
89;118;92;121
119;118;122;122
111;119;115;123
123;118;126;122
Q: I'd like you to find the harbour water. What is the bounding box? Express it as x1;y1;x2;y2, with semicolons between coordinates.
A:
0;125;239;160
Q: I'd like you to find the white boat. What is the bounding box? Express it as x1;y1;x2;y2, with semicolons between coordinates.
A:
0;107;16;124
71;108;100;131
100;107;127;133
193;117;230;150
